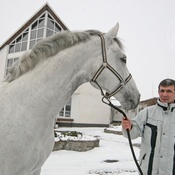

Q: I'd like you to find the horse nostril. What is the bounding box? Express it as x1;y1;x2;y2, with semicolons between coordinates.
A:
128;98;137;109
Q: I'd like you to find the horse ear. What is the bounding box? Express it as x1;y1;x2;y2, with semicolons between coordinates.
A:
105;23;119;38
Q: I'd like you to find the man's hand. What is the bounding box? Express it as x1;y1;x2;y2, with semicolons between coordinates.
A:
121;117;132;130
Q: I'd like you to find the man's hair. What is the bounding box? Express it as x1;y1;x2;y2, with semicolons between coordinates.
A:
158;78;175;89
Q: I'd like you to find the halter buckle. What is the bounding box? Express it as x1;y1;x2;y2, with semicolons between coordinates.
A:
102;62;108;67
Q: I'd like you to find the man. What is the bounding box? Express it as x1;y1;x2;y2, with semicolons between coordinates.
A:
122;78;175;175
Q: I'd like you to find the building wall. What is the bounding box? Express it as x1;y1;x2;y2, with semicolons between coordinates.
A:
71;83;111;125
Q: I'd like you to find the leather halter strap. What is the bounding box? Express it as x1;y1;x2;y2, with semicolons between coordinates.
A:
90;33;132;99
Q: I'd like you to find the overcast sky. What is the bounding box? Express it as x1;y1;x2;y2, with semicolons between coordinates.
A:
0;0;175;101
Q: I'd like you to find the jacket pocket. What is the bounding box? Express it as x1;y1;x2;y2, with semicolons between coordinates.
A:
139;151;149;174
140;153;146;167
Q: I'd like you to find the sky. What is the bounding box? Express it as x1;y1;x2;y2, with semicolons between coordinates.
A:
0;0;175;101
41;127;141;175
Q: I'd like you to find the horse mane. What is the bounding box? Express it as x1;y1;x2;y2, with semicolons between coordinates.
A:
5;30;123;82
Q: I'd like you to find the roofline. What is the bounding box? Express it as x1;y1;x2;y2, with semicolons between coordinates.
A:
0;3;69;50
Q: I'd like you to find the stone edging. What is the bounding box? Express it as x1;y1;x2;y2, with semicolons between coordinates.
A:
104;128;122;135
53;139;100;152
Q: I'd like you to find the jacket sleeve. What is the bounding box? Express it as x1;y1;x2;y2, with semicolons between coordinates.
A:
122;108;148;139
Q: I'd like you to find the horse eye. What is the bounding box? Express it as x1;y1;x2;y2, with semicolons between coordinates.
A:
121;57;126;64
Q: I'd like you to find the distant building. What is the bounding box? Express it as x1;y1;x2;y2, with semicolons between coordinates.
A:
111;97;158;123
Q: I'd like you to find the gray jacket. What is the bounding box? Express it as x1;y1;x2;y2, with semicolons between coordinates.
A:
122;99;175;175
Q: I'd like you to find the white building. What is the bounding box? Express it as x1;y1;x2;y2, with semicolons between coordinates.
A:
0;3;111;127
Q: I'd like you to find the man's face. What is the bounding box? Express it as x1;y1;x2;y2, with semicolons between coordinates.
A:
158;85;175;104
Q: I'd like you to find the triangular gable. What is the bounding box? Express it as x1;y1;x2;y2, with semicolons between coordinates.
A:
0;3;69;50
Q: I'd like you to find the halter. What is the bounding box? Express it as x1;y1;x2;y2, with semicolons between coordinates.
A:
90;33;132;99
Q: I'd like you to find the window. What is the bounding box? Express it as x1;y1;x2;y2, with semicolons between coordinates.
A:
29;14;45;49
59;99;71;117
6;12;64;75
9;29;29;53
46;14;62;37
8;12;63;53
6;57;19;74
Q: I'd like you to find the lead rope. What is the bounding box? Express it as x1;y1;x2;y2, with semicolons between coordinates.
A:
102;97;143;175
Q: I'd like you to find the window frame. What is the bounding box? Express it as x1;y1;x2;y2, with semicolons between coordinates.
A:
59;99;72;117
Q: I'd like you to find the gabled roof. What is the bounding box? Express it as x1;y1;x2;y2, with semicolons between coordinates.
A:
139;97;158;106
0;3;69;50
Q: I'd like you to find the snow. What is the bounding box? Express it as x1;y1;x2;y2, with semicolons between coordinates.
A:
54;130;97;141
41;127;141;175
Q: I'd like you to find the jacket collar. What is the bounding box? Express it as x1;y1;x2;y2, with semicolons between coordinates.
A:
157;99;175;112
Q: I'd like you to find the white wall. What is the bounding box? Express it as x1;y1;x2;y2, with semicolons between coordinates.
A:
71;83;111;125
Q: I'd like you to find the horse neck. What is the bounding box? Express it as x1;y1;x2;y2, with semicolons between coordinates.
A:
21;38;102;119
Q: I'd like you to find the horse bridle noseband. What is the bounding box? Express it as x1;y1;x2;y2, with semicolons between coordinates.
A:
90;33;132;99
90;33;143;175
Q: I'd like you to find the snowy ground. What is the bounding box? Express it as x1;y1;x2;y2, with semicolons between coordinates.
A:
41;127;141;175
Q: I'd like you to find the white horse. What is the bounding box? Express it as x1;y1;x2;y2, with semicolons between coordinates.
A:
0;23;140;175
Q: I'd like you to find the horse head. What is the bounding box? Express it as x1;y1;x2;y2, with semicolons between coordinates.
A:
90;23;140;110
